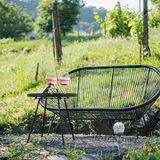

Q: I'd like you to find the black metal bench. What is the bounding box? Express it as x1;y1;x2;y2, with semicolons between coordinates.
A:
40;65;160;138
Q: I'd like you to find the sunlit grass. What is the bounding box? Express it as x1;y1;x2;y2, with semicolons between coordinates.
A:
0;28;159;128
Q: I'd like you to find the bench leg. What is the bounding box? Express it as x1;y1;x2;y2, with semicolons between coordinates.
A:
41;98;47;137
57;98;65;146
64;98;75;141
142;116;147;127
27;99;40;143
142;116;152;137
75;120;79;133
134;119;139;139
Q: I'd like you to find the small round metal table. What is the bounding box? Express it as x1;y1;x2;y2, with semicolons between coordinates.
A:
27;92;77;145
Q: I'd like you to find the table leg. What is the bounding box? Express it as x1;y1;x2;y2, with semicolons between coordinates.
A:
27;99;40;143
64;98;75;141
41;98;47;137
57;98;65;146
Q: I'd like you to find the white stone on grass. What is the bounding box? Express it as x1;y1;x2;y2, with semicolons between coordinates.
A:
113;122;125;135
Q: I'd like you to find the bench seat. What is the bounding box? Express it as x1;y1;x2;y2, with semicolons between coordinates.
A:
40;65;160;135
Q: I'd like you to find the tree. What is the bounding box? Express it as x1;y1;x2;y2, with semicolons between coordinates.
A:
143;0;151;56
151;0;160;8
74;6;106;34
94;11;107;38
0;0;32;39
79;6;97;23
100;3;133;38
36;0;81;36
5;0;41;17
129;12;143;45
149;8;160;27
150;0;160;27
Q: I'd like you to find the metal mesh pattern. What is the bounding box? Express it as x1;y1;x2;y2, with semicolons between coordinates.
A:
40;65;160;120
69;65;160;109
42;109;136;120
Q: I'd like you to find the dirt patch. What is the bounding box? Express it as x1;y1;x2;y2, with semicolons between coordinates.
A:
0;134;147;159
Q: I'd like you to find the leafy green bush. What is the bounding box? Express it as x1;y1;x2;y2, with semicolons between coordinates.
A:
149;8;160;28
129;13;143;45
124;135;160;160
109;5;134;38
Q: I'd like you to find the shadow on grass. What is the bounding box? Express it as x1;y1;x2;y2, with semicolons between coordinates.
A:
62;34;101;46
154;53;160;61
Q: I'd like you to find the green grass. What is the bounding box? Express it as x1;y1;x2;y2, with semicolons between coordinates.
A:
0;28;160;130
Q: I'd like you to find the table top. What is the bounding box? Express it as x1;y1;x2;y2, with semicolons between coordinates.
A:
27;92;77;98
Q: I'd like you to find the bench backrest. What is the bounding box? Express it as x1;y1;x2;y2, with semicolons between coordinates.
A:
68;65;160;111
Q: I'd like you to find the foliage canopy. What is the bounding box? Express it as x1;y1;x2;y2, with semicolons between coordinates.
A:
94;4;134;38
36;0;81;36
0;0;32;39
74;6;106;34
151;0;160;8
5;0;40;17
106;4;133;38
94;2;160;46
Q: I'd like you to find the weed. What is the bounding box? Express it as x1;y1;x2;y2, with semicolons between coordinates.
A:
64;146;86;160
7;141;36;160
124;135;160;160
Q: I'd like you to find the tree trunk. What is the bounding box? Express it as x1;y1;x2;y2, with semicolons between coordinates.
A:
143;0;151;56
117;1;124;37
52;0;63;65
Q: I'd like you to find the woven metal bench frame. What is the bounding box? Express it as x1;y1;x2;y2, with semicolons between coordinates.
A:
40;64;160;138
